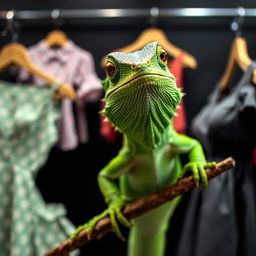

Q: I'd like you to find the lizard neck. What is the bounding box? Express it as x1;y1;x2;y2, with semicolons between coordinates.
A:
124;135;151;155
123;125;171;156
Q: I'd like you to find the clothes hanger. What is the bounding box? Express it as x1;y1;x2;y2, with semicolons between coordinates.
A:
114;28;197;69
44;10;68;48
0;10;75;100
101;7;197;69
0;44;76;99
219;7;256;95
45;30;68;48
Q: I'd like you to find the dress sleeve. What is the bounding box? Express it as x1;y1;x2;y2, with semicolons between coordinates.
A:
72;51;103;144
15;48;38;83
238;84;256;165
238;84;256;120
16;67;33;83
73;52;103;104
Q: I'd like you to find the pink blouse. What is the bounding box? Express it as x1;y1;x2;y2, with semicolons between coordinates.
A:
16;40;102;151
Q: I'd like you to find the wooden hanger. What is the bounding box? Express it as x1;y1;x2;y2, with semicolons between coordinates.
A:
219;37;256;95
0;43;76;100
45;29;68;48
101;27;197;69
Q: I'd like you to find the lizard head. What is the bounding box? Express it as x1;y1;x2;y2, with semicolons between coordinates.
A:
101;41;182;149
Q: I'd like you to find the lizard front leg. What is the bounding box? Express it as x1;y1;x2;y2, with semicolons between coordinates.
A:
170;132;215;188
71;153;133;240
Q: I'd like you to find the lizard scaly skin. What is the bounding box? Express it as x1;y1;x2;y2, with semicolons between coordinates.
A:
72;42;215;256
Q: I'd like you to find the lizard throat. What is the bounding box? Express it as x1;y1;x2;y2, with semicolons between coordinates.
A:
104;78;181;149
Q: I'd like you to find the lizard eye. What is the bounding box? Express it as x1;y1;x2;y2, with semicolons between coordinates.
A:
105;62;116;78
159;49;168;63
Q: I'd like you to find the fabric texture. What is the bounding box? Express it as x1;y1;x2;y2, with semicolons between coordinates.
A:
16;40;102;151
100;101;118;142
176;63;256;256
0;80;78;256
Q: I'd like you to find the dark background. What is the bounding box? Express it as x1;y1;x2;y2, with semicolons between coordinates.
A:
1;0;256;255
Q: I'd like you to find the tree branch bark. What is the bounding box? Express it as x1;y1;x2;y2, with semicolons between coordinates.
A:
45;157;235;256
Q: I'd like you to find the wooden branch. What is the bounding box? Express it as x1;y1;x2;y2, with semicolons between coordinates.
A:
45;157;235;256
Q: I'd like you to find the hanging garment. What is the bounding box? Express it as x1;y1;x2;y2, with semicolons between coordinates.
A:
99;101;118;142
168;51;187;133
176;63;256;256
16;40;102;151
0;81;78;256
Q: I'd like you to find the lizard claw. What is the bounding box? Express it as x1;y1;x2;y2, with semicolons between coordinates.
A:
70;209;108;240
184;161;216;189
108;195;132;240
70;195;132;241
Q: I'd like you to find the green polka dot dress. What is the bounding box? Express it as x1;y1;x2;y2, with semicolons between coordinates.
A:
0;81;78;256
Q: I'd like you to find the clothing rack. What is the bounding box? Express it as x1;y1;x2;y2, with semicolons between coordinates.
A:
0;8;256;20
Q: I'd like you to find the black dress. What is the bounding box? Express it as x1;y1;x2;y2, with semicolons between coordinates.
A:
176;63;256;256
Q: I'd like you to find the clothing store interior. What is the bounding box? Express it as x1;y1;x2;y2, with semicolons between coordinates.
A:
1;0;256;256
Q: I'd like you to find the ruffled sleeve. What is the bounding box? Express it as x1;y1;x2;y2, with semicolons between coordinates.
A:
73;51;103;144
238;84;256;121
73;52;102;103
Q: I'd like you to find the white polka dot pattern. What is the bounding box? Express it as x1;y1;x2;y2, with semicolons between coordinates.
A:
0;81;79;256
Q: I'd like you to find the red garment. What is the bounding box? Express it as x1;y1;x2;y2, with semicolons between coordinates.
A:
168;51;187;134
100;101;117;142
100;50;119;142
100;51;187;142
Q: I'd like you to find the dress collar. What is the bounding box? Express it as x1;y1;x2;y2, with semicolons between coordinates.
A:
35;39;75;64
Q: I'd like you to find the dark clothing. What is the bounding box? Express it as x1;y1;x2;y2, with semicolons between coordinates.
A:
176;63;256;256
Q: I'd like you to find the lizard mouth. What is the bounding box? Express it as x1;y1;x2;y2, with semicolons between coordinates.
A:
105;72;175;100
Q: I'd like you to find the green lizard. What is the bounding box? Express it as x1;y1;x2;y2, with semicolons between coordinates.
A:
72;41;215;256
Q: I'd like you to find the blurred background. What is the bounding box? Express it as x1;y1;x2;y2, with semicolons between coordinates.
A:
1;0;256;255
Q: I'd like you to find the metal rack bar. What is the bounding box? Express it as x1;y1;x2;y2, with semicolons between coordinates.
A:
0;8;256;20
